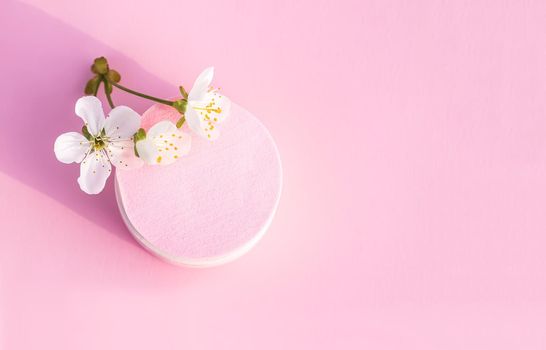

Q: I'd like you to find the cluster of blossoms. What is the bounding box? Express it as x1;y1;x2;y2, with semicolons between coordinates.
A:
54;62;230;194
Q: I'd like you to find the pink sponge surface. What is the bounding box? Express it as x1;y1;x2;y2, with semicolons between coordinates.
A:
115;103;282;267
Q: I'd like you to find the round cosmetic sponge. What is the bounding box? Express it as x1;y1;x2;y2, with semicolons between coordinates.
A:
115;102;282;267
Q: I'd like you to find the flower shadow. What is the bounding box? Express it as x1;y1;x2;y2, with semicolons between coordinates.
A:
0;0;211;284
0;1;174;239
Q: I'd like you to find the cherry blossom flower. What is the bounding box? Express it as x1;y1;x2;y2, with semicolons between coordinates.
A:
54;96;143;194
136;120;191;166
185;67;231;140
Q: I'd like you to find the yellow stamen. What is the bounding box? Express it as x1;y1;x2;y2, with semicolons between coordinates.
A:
193;106;222;114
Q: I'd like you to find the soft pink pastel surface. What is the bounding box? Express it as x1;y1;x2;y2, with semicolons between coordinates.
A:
116;103;281;262
2;0;546;348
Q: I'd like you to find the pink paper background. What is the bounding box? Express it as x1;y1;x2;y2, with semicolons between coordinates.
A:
1;0;546;348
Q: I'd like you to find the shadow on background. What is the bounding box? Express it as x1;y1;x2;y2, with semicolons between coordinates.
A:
0;0;207;289
0;0;182;240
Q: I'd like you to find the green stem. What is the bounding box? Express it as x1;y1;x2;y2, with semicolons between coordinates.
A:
94;80;102;97
105;89;115;109
109;81;174;106
100;77;115;108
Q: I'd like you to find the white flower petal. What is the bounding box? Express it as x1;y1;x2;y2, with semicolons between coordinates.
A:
186;92;229;141
75;96;105;136
135;139;159;165
146;120;179;138
77;150;111;195
176;130;192;155
185;107;206;138
104;106;141;140
188;66;214;102
54;132;90;164
106;139;143;170
204;128;220;140
137;120;191;165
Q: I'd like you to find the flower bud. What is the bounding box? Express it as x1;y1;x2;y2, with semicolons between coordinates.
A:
107;69;121;83
84;76;101;95
92;57;109;75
